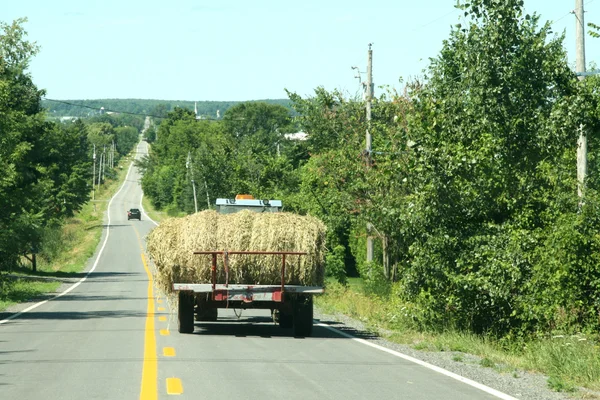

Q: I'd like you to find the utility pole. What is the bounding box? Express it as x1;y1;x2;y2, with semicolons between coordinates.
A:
92;144;96;201
102;145;106;182
204;178;210;209
97;151;103;191
365;43;374;264
575;0;587;199
187;151;198;213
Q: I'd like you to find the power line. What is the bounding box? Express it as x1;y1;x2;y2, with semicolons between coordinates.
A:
551;0;596;26
412;9;460;32
43;98;223;120
42;98;168;119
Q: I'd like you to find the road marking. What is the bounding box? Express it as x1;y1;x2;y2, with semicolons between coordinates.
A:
140;253;158;400
158;316;167;322
140;192;159;226
158;307;165;311
160;329;170;336
0;162;136;326
316;323;518;400
157;299;163;304
163;347;176;357
166;378;183;395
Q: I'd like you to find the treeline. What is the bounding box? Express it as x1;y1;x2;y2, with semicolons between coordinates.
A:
42;98;292;120
138;102;302;215
141;0;600;338
0;19;140;272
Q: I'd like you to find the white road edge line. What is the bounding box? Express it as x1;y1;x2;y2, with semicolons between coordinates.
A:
0;161;136;325
315;323;518;400
139;192;158;226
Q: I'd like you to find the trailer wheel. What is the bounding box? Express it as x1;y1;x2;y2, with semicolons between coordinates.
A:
178;292;195;334
195;304;218;321
278;310;293;329
293;296;313;337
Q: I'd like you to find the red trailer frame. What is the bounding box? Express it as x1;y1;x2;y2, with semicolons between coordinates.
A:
173;250;323;336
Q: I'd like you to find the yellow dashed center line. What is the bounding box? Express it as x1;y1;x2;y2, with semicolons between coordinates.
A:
163;347;176;357
133;225;181;398
166;378;184;395
139;252;158;400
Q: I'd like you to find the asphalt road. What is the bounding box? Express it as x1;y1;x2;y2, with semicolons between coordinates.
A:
0;141;512;400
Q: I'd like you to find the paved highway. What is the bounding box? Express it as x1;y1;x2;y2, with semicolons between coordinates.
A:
0;141;512;400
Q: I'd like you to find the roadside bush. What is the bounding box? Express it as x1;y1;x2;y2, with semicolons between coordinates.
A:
325;245;347;285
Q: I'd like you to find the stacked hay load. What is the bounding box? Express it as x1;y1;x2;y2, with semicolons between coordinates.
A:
147;210;326;294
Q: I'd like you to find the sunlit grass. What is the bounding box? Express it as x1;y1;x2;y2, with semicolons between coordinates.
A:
141;194;170;223
0;279;60;310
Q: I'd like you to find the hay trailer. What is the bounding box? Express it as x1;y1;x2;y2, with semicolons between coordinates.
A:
173;196;324;337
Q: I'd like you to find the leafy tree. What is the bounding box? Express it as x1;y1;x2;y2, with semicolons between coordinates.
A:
398;0;585;335
114;126;138;155
87;122;114;147
0;19;91;269
41;120;91;218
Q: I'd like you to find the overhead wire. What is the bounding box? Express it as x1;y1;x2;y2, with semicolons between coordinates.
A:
550;0;596;26
42;98;169;119
43;98;227;121
43;98;253;122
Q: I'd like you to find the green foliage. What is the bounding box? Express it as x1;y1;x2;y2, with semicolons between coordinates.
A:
114;126;138;155
325;245;347;285
284;0;600;339
382;0;598;337
0;19;133;273
0;19;91;270
140;103;301;214
479;357;495;368
547;376;577;393
589;22;600;39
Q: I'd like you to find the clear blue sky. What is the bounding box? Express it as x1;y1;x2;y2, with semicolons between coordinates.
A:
4;0;599;101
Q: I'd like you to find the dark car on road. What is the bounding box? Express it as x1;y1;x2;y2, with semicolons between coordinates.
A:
127;208;141;220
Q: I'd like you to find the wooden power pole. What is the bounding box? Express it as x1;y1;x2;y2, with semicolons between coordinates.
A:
576;0;587;198
366;43;374;264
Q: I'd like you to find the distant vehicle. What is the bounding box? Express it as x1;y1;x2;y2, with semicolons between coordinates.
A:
127;208;141;220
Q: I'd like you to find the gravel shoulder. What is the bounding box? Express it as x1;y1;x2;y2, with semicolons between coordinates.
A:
314;307;597;400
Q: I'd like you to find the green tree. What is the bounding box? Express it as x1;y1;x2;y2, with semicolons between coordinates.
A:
399;0;584;335
0;19;91;269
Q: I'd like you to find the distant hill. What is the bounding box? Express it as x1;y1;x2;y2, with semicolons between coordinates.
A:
42;98;293;119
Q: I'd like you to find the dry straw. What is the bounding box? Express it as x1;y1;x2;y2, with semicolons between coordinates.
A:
147;210;327;294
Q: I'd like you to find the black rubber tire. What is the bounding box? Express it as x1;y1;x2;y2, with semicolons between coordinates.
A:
195;305;218;321
278;310;293;329
293;296;313;337
178;292;195;334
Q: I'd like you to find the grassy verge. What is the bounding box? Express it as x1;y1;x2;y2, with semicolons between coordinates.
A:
141;194;170;223
317;280;600;395
0;154;136;312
